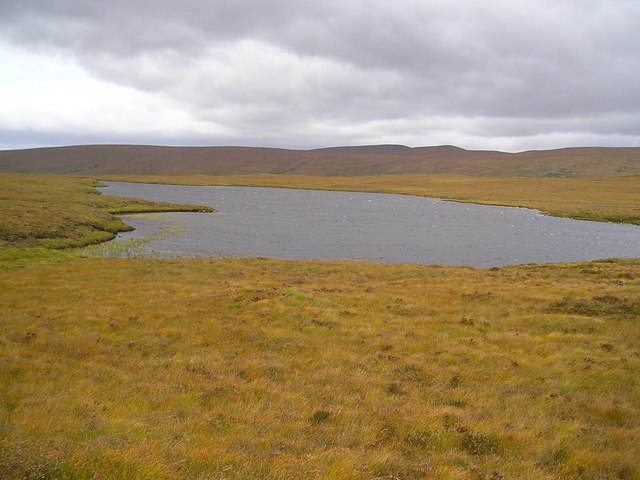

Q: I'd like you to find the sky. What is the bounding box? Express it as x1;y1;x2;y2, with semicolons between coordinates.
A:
1;0;639;152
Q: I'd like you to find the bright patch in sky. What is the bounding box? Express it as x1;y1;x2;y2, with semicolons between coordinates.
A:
0;46;227;149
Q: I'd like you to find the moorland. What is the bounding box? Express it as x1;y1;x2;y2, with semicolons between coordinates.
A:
1;145;639;480
1;144;640;177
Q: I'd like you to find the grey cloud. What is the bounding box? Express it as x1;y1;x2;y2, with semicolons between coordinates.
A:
467;113;640;138
1;0;639;150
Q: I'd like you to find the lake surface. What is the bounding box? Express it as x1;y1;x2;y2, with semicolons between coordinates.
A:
101;181;640;267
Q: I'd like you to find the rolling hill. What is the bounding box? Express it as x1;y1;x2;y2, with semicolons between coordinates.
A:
0;144;639;177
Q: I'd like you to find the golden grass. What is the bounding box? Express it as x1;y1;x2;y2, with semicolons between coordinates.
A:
1;256;639;479
97;173;640;225
0;173;213;249
1;173;639;479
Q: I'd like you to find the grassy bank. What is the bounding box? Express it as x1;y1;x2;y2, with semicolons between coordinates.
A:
1;173;639;479
98;173;640;225
1;255;639;479
0;173;213;249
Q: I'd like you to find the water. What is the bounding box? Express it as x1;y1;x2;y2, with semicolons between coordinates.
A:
100;181;640;267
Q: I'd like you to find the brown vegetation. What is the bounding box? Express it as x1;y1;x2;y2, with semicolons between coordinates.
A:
1;144;639;177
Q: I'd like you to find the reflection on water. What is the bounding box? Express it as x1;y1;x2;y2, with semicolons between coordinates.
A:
100;182;640;267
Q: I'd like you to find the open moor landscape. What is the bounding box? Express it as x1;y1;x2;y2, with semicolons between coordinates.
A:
1;144;639;479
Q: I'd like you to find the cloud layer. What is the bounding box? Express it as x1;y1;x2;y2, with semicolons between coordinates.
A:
1;0;639;150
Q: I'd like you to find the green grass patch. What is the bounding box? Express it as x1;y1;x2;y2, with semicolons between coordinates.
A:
0;173;213;249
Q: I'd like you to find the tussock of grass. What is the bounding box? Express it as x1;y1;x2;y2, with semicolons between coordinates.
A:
549;294;640;318
1;256;639;479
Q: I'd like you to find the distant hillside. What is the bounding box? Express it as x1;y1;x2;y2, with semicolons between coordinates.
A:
0;144;639;177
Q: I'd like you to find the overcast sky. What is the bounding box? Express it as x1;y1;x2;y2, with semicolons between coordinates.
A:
1;0;639;152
